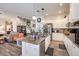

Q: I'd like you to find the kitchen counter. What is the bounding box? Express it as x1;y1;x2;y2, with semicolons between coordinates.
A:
51;33;79;56
23;35;49;45
56;33;79;56
52;33;65;41
22;34;51;56
23;36;45;45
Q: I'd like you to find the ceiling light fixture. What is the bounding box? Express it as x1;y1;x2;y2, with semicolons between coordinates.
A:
59;3;63;6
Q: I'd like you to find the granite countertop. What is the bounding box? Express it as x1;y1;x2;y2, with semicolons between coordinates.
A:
23;35;48;45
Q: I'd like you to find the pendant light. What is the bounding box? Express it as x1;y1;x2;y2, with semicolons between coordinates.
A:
32;4;36;20
41;8;45;23
41;8;45;17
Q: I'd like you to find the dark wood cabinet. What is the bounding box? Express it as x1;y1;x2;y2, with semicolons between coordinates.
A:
74;21;79;26
75;29;79;44
69;29;79;45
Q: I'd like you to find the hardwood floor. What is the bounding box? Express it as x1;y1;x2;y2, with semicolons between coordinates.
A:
0;40;68;56
0;43;21;56
49;40;69;56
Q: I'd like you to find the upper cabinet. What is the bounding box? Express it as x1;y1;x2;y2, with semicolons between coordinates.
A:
69;4;79;22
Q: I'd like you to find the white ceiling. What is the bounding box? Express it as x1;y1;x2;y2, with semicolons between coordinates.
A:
0;3;70;20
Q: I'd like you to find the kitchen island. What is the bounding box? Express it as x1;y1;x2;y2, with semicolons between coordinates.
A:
22;35;51;56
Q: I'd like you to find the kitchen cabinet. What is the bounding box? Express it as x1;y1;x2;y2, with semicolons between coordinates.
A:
22;34;51;56
45;35;51;52
22;40;45;56
64;36;79;56
69;4;79;22
51;33;79;56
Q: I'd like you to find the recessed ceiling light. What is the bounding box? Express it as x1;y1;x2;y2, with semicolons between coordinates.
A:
59;3;63;6
58;11;62;14
45;14;48;16
70;8;72;11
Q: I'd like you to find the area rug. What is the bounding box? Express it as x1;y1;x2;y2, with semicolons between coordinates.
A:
59;44;66;50
45;47;54;56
